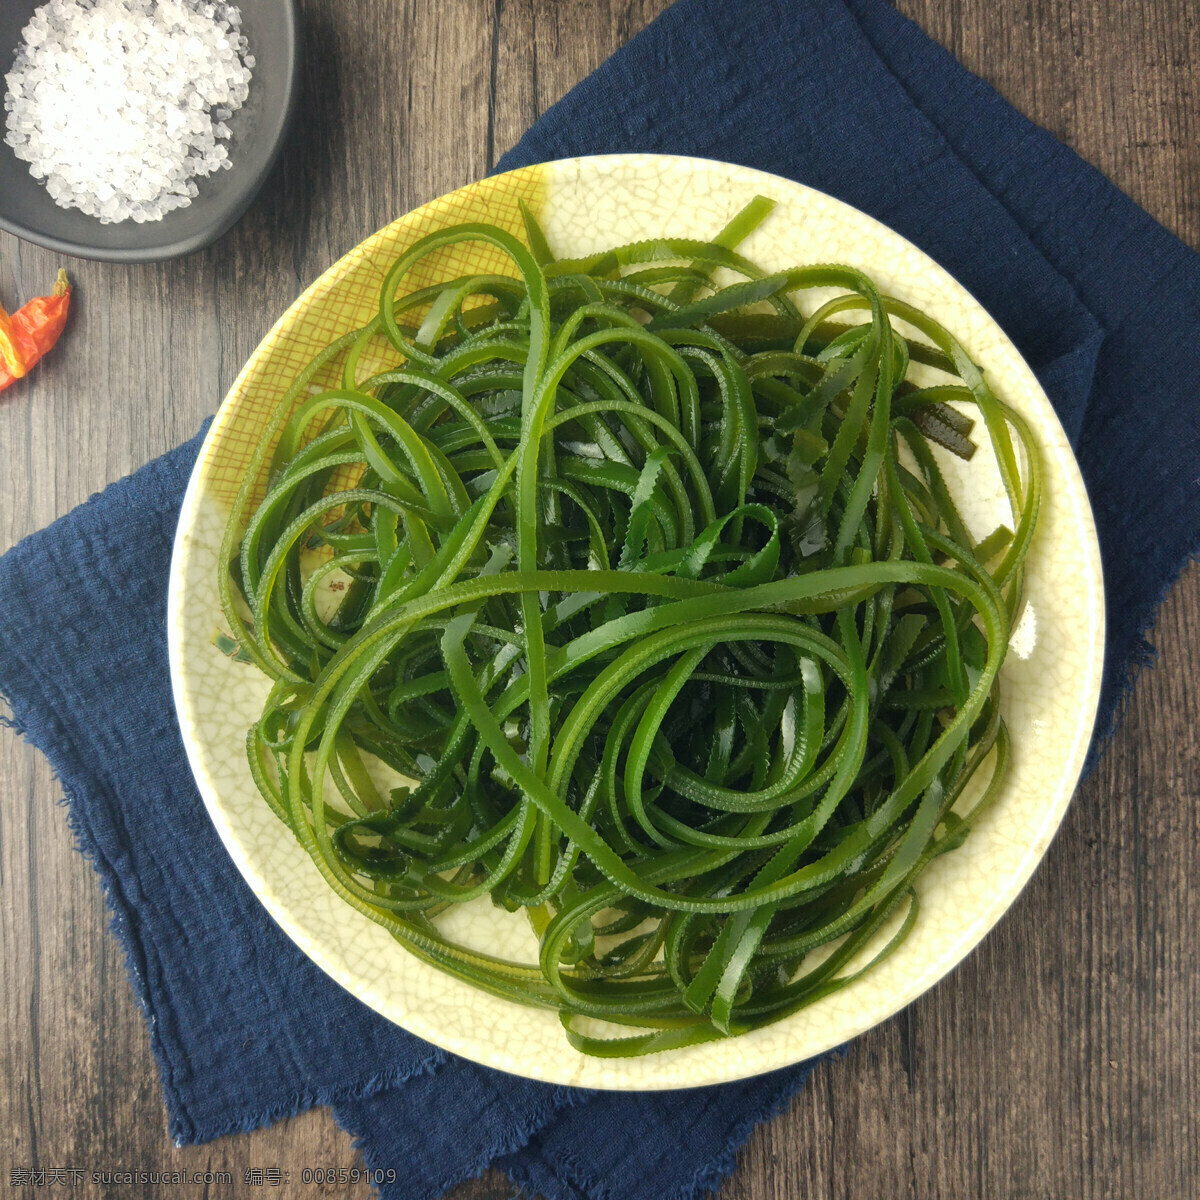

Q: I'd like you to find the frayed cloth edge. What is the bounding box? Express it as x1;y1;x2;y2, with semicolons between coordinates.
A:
501;1052;837;1200
335;1080;584;1200
0;700;445;1148
1083;538;1200;776
0;696;200;1141
179;1044;445;1147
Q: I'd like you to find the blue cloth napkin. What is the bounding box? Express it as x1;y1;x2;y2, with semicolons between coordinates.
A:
2;1;1197;1198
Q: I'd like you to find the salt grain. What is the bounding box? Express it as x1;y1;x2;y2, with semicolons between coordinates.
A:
3;0;254;224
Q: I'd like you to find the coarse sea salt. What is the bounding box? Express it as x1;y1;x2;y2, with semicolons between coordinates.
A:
3;0;256;224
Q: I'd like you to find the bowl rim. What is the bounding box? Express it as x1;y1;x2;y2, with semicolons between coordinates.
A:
168;152;1107;1088
0;0;300;263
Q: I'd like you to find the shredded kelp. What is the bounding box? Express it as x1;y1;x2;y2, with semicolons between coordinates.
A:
220;197;1039;1054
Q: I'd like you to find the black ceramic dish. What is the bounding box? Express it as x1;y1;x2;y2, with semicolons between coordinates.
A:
0;0;299;262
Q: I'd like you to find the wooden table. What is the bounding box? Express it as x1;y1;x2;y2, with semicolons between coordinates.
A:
2;2;1196;1197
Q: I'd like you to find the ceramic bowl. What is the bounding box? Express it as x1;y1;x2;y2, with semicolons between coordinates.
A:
168;154;1105;1089
0;0;299;262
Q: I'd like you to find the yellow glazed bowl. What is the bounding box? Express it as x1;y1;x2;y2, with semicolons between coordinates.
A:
168;154;1104;1089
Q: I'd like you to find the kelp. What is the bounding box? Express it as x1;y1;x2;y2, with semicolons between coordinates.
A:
219;197;1038;1054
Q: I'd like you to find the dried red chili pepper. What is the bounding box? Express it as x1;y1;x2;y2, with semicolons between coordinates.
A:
0;269;72;392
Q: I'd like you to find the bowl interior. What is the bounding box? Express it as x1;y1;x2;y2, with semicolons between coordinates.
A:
168;154;1105;1089
0;0;297;261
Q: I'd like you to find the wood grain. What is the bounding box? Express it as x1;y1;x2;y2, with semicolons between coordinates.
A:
1;2;1196;1197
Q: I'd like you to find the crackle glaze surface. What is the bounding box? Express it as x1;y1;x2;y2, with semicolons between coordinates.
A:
167;155;1104;1090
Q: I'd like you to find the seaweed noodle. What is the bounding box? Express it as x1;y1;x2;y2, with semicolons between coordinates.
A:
219;196;1039;1055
